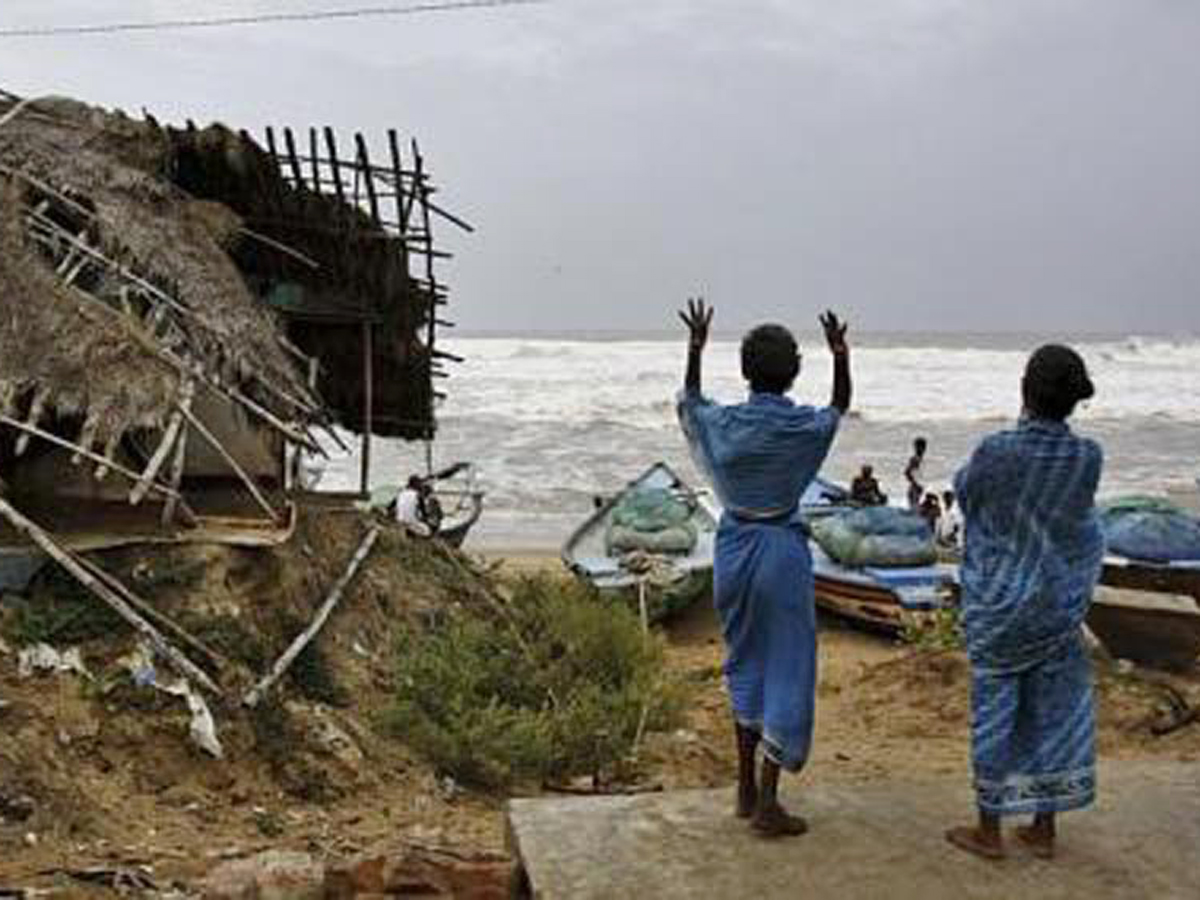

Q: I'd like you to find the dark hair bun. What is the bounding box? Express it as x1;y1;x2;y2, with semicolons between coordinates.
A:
1023;344;1094;417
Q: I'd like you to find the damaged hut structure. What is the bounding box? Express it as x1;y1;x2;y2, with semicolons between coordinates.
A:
0;89;469;691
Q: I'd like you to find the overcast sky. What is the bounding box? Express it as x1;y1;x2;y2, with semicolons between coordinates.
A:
2;1;1198;334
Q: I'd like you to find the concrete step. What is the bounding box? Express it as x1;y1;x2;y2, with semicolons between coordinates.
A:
508;761;1200;899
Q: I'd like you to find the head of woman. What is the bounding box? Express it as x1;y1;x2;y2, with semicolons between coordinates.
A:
1022;344;1095;422
741;324;800;395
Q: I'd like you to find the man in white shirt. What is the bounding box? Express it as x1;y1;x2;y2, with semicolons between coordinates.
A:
394;476;432;537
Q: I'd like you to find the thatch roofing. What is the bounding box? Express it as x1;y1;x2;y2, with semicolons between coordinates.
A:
0;93;313;449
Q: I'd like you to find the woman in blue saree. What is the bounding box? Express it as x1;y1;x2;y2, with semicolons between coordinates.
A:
947;345;1104;860
676;299;851;836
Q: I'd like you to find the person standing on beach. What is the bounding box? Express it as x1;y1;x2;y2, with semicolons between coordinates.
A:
676;299;851;836
905;437;928;509
946;345;1103;861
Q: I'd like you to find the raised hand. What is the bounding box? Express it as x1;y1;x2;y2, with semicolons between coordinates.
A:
678;297;714;351
820;310;849;355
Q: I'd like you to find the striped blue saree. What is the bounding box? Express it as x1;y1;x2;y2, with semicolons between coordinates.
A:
955;418;1105;816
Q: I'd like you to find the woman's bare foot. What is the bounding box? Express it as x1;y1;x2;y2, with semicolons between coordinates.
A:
1014;824;1055;859
751;802;809;837
945;826;1005;860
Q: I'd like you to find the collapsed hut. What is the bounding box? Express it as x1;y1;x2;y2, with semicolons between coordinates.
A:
0;88;468;552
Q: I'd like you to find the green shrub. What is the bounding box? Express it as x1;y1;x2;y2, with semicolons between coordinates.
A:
901;606;964;651
385;575;685;789
2;565;125;646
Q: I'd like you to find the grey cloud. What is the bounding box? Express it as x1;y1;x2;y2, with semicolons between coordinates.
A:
1;0;1196;333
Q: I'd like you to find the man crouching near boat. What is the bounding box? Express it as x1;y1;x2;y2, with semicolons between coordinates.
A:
676;298;851;836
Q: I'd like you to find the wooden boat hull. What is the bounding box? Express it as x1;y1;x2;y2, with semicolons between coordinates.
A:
813;572;909;632
438;493;484;549
1087;596;1200;671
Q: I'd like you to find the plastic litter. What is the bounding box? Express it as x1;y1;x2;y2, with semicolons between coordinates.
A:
119;642;223;758
17;643;92;680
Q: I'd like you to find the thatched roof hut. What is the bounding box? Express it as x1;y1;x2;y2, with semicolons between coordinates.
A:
0;89;465;540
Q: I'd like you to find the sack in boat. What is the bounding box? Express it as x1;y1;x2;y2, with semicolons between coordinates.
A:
606;487;697;554
810;507;937;568
607;524;697;554
1100;496;1200;563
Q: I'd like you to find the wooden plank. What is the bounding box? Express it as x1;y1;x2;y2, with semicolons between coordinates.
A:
0;499;222;697
243;526;381;708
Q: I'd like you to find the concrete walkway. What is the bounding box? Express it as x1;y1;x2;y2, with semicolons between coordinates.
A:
508;762;1200;899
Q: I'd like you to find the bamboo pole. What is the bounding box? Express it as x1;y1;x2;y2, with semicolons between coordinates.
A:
0;499;222;696
243;526;380;708
283;128;305;189
131;380;192;506
355;134;382;226
74;553;226;674
93;432;121;481
179;405;279;524
0;414;181;501
14;387;50;456
161;416;188;526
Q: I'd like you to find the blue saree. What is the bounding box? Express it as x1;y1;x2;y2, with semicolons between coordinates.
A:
678;388;840;771
955;418;1105;816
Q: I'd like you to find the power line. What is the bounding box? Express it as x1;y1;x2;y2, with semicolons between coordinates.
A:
0;0;545;38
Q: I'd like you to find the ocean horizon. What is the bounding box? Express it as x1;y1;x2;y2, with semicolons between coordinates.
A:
324;331;1200;551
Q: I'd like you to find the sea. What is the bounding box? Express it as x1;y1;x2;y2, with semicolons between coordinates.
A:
323;332;1200;551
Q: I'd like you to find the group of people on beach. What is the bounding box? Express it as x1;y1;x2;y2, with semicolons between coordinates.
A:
850;441;963;548
676;299;1102;860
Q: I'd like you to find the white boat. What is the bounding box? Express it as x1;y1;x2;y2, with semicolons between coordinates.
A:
562;462;717;623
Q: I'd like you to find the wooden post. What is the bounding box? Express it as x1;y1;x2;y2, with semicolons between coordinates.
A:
360;321;373;496
243;526;380;708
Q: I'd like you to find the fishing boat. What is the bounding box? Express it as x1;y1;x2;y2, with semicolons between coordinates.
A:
1089;493;1200;670
1090;553;1200;671
562;461;717;624
799;480;959;632
366;461;485;548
